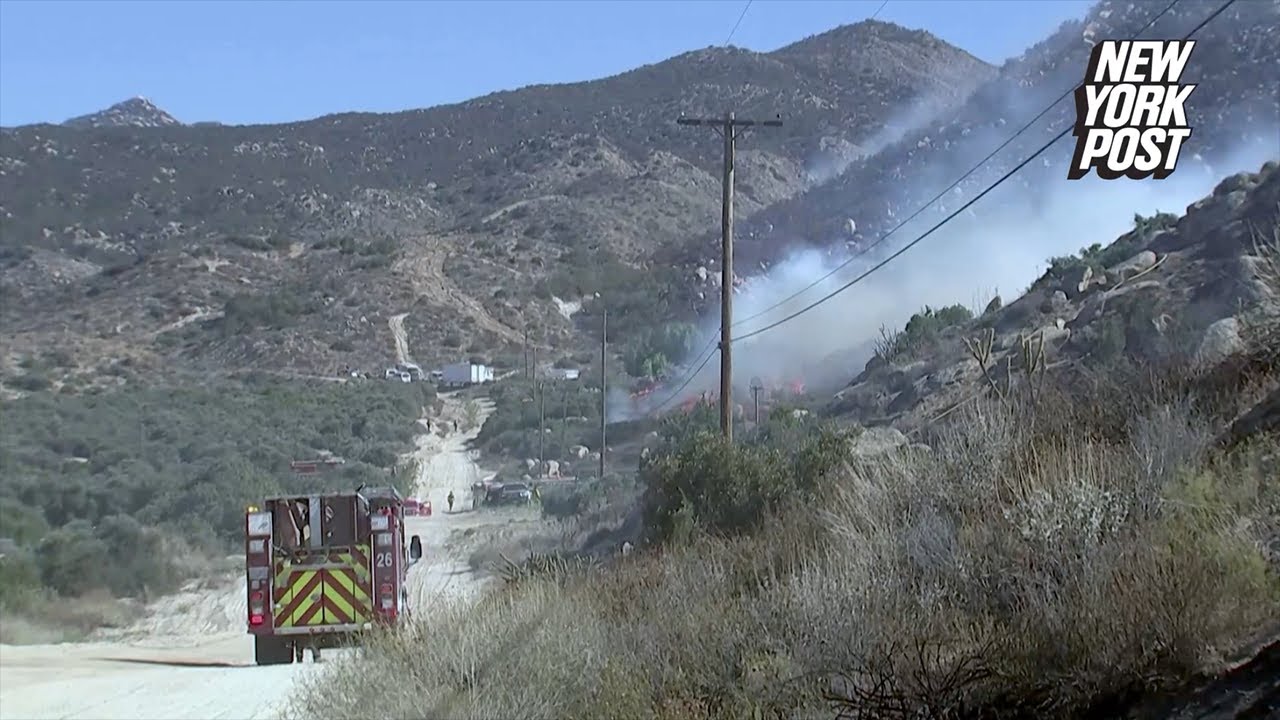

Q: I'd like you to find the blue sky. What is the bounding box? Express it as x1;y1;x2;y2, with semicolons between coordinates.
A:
0;0;1094;127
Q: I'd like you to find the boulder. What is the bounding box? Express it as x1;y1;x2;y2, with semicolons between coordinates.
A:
1060;265;1094;300
850;426;909;457
568;444;589;459
1108;250;1158;282
1070;293;1108;329
1194;317;1245;369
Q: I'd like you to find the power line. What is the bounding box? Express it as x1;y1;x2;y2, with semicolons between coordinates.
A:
644;0;897;416
730;0;1235;346
641;0;1225;416
725;1;753;46
731;0;1180;331
645;340;720;414
626;0;759;424
640;0;1221;420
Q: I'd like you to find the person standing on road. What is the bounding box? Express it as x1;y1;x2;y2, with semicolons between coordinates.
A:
447;490;455;513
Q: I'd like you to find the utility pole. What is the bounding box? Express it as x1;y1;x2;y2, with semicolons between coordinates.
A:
538;380;546;479
599;309;607;480
752;385;762;425
677;111;782;443
561;383;569;459
523;326;529;380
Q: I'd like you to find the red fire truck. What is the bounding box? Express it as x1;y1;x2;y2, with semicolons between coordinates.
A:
243;486;422;665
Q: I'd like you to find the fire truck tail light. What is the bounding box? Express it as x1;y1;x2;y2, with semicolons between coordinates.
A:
249;614;265;626
370;515;390;531
247;539;266;554
250;591;263;602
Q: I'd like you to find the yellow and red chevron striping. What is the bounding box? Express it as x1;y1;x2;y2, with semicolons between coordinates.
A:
274;570;324;627
271;545;373;628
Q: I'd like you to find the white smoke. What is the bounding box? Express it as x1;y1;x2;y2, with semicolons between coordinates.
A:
804;90;978;186
654;131;1279;415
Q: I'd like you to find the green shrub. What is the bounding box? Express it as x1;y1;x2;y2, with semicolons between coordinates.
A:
641;422;848;542
880;303;973;360
0;377;431;603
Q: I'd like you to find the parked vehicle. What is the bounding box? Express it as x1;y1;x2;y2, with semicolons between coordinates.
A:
440;362;494;387
486;482;533;506
397;362;425;381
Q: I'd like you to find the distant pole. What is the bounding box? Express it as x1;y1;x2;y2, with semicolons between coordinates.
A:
600;309;607;480
523;327;529;380
752;384;761;425
538;381;546;478
523;396;531;457
677;111;782;443
721;114;734;443
561;383;569;459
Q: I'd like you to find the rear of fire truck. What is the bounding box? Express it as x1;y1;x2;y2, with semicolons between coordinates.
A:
244;487;422;665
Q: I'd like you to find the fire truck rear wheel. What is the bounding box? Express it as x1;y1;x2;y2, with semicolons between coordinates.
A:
254;636;294;666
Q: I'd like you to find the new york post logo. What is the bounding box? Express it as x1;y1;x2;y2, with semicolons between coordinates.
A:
1068;40;1197;180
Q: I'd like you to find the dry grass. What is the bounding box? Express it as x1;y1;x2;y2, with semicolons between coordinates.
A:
290;364;1280;720
1243;213;1280;367
0;589;135;645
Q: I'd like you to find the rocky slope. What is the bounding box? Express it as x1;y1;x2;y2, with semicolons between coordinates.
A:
62;97;182;129
830;160;1280;436
2;1;1276;393
0;20;993;386
688;0;1280;278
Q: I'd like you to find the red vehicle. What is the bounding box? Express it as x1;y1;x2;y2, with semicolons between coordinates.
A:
243;487;422;665
403;498;433;516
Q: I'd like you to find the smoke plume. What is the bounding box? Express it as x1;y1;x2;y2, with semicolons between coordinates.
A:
634;130;1279;420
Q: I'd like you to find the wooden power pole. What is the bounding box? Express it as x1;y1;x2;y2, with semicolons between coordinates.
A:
537;380;546;478
677;112;782;442
599;309;607;480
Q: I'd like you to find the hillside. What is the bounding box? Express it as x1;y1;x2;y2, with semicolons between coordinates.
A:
832;160;1280;435
718;0;1279;272
62;97;182;130
0;20;994;389
291;164;1280;720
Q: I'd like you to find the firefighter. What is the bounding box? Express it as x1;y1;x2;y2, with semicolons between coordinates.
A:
447;490;455;513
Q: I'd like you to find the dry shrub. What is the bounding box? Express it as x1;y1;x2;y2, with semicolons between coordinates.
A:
1243;215;1280;366
291;368;1279;720
811;397;1277;718
0;589;135;644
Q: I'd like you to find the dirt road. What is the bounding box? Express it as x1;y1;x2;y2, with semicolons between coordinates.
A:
0;393;504;720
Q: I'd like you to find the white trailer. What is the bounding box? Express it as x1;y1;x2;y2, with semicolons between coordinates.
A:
440;362;493;387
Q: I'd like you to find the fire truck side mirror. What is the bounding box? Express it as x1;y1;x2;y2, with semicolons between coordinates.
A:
409;535;422;562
